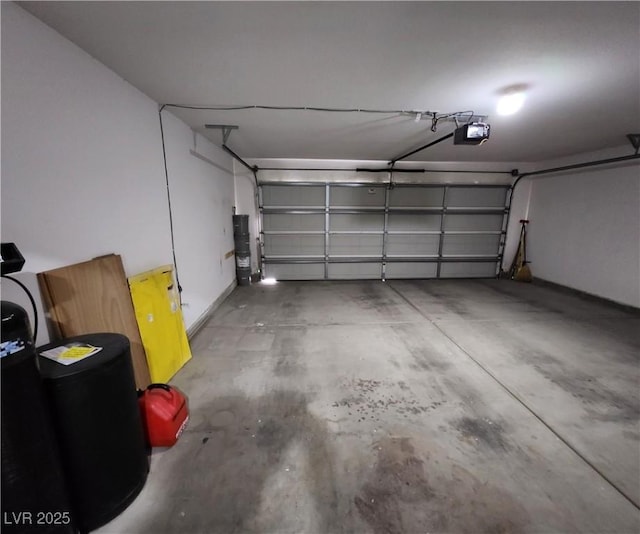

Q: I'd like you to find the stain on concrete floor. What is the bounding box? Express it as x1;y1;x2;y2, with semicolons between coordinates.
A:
135;390;340;534
332;378;445;422
453;416;510;452
273;331;307;377
355;437;528;534
506;345;640;424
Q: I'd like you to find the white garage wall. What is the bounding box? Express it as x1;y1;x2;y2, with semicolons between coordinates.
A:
161;113;236;327
1;2;171;275
1;3;235;333
526;146;640;307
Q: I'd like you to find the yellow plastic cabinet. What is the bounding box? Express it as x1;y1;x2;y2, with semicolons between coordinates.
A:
128;265;192;383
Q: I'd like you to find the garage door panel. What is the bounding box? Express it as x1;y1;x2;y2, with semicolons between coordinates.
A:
329;263;381;279
263;213;324;231
444;213;503;232
387;234;440;256
331;213;384;231
387;214;441;231
389;187;444;207
385;262;439;279
440;262;497;278
264;263;324;280
260;183;507;281
442;234;501;256
330;186;385;206
262;185;325;207
264;235;324;256
329;235;383;256
447;187;506;207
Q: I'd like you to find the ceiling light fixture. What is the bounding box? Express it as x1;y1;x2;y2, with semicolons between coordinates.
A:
497;92;525;116
496;85;528;116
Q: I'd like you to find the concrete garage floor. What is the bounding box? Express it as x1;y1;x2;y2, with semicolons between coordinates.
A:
97;279;640;533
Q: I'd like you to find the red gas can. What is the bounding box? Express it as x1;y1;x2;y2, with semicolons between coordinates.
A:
138;384;189;447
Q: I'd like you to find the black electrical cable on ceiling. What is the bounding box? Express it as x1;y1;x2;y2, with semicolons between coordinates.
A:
158;105;183;299
1;274;38;342
162;103;484;123
436;110;476;123
164;103;419;114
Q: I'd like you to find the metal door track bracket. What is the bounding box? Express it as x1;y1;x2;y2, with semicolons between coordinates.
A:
205;124;239;144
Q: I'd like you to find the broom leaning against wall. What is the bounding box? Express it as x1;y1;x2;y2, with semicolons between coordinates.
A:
509;219;533;282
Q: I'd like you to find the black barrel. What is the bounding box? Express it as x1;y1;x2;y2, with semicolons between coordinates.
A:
38;333;148;533
232;214;250;236
233;214;251;286
1;301;76;534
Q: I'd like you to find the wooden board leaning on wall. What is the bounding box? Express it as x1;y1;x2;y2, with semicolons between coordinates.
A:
37;254;151;389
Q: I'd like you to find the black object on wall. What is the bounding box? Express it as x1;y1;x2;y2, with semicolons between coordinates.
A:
38;333;149;533
1;301;77;534
0;243;25;275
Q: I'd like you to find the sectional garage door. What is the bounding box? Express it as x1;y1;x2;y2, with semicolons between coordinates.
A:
260;183;509;280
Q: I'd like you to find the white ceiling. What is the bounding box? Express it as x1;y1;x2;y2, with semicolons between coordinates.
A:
19;1;640;163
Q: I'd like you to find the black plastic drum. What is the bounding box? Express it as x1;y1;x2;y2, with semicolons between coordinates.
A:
232;214;250;236
38;333;148;533
233;214;252;286
1;301;76;534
